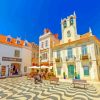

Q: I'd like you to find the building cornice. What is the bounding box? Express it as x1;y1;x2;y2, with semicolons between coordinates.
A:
53;36;98;50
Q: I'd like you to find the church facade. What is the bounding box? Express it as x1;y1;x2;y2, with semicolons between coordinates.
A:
52;12;100;81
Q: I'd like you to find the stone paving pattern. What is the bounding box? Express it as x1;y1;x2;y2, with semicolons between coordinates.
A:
0;77;100;100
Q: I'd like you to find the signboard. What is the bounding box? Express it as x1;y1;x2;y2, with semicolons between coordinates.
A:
2;57;22;62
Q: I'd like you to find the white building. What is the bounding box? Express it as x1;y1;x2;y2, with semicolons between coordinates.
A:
0;35;32;77
53;12;100;81
39;29;59;69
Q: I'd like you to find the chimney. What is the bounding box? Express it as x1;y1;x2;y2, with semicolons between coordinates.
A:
54;34;58;39
44;28;50;34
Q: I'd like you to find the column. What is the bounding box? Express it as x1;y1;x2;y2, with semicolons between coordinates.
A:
79;62;84;79
62;62;67;78
90;61;99;80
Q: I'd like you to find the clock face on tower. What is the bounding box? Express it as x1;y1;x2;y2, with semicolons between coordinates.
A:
67;30;71;37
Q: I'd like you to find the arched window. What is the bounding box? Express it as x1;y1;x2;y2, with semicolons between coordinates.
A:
63;20;67;28
70;17;74;25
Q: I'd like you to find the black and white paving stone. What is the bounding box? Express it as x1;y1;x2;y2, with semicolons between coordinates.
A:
0;77;100;100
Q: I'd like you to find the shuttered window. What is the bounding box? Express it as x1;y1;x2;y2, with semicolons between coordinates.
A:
84;66;89;76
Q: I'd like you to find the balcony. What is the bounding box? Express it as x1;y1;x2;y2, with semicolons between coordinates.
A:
66;56;76;61
80;54;91;60
55;57;62;62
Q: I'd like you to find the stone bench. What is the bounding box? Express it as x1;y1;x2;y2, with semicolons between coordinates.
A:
72;79;89;89
50;77;59;85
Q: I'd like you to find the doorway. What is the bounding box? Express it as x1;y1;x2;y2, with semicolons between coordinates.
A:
68;65;75;78
11;63;21;75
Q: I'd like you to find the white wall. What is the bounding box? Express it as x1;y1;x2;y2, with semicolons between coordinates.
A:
39;37;50;64
0;44;22;58
0;43;22;76
39;37;50;50
0;43;32;76
21;48;32;75
53;42;100;80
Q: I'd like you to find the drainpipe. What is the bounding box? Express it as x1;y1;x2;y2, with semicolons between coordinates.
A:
0;62;1;77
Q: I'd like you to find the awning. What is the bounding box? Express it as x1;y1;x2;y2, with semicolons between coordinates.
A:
28;66;40;69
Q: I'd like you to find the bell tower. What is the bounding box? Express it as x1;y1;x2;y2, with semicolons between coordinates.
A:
61;12;77;43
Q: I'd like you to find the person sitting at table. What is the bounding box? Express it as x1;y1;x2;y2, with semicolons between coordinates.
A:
34;70;42;84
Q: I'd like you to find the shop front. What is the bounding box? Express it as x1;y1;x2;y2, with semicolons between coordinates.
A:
10;63;21;76
0;57;22;78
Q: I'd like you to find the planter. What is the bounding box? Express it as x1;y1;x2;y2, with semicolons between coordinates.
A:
63;72;66;79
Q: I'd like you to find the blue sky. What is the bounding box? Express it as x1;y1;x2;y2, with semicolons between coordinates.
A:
0;0;100;44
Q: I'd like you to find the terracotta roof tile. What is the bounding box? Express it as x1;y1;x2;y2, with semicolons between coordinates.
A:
80;32;91;39
0;34;32;48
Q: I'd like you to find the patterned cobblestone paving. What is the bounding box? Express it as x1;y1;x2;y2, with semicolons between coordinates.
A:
0;77;100;100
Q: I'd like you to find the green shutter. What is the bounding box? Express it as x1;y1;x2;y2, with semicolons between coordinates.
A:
84;66;89;76
68;65;74;78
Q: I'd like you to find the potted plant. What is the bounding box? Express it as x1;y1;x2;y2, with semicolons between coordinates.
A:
74;71;77;79
63;72;66;79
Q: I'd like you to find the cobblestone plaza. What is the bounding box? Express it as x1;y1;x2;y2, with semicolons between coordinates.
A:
0;77;100;100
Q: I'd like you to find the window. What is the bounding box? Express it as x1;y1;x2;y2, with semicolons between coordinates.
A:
84;66;89;76
45;53;47;59
17;40;20;44
33;53;35;58
7;38;11;42
51;50;53;58
37;53;39;58
67;48;73;58
25;42;28;46
70;17;74;25
67;30;71;37
15;50;20;57
96;45;99;55
57;67;61;75
41;42;44;48
82;45;87;55
45;40;48;47
57;50;60;58
42;53;44;59
63;21;67;28
24;66;27;72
